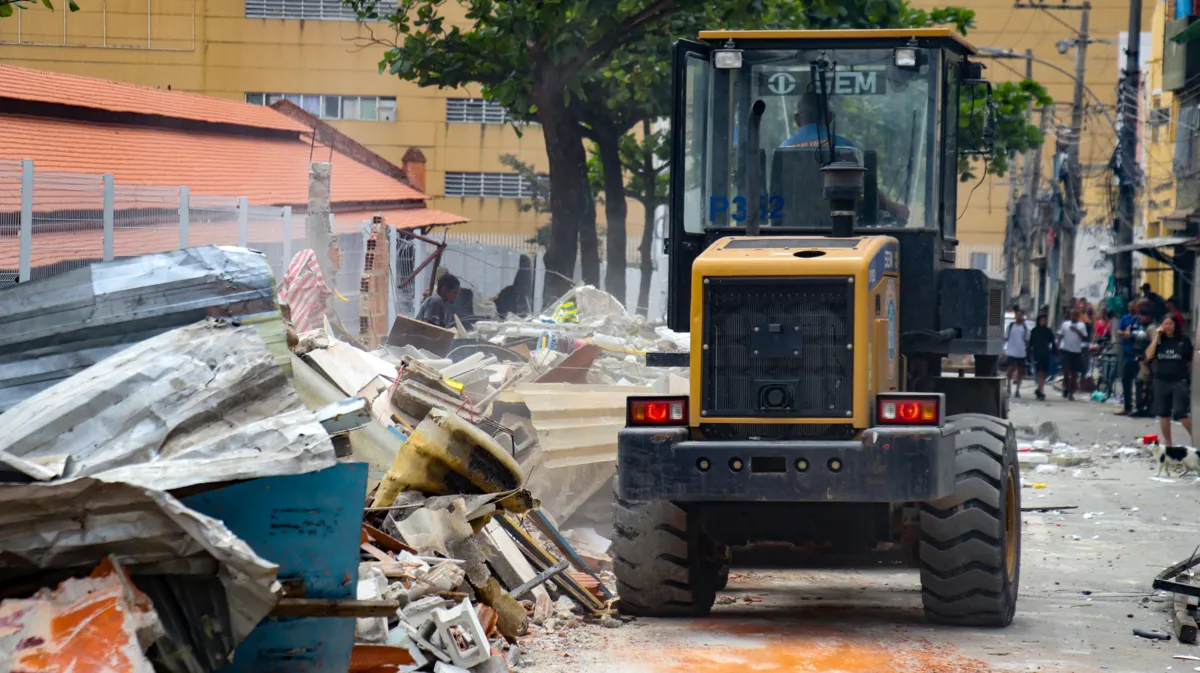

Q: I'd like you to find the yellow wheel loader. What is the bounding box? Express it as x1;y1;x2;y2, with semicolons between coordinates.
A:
614;28;1021;627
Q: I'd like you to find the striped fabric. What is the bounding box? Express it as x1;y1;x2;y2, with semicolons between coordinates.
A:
278;249;332;333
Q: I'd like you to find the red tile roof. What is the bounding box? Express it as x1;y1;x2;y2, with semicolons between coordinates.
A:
0;208;468;268
0;64;310;133
0;114;427;206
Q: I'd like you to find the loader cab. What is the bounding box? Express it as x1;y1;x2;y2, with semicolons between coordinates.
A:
667;29;994;332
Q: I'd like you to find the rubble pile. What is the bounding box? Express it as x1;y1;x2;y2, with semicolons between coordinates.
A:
0;246;667;672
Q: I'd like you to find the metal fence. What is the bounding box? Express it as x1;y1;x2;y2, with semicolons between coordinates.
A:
0;159;308;289
0;159;672;322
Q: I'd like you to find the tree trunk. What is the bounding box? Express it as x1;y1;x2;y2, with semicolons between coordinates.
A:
595;131;628;304
537;94;597;305
636;118;658;318
637;197;657;318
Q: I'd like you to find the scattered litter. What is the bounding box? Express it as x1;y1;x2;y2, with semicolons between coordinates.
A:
1019;452;1050;466
1083;512;1104;519
1152;477;1179;483
1035;464;1059;474
1133;628;1172;640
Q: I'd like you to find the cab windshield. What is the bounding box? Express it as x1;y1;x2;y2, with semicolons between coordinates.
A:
682;47;945;233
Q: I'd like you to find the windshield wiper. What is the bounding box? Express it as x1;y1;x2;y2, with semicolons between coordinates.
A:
745;99;766;237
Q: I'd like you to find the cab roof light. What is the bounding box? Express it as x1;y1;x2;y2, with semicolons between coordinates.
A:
714;49;743;69
876;394;942;426
628;396;689;427
894;47;918;68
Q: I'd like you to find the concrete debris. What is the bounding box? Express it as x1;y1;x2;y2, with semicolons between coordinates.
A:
0;558;163;673
407;561;468;602
1;266;690;671
394;503;475;558
1018;452;1051;466
1035;464;1060;474
432;599;492;668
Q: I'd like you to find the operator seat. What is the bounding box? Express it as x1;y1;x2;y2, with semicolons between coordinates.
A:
769;145;864;229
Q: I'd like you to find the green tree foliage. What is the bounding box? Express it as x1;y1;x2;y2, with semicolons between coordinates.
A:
0;0;79;18
959;79;1053;182
345;0;1044;305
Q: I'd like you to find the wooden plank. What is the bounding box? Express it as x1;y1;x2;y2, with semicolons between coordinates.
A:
494;515;606;614
272;599;400;618
526;509;613;600
361;542;393;563
1176;592;1198;644
482;520;550;602
362;522;418;555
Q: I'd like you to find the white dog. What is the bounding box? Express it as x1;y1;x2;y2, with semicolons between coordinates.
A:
1147;441;1200;477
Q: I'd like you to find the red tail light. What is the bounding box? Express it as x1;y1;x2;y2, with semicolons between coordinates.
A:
628;396;688;427
876;394;943;426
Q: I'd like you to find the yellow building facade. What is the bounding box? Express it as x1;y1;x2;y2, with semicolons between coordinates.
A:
910;0;1156;275
0;0;1148;257
1140;0;1181;296
0;0;613;238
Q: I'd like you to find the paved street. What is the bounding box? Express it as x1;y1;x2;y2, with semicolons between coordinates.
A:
521;382;1200;672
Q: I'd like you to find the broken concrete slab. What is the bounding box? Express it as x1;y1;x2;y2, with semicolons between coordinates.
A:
516;383;650;468
407;562;467;602
482;520;550;603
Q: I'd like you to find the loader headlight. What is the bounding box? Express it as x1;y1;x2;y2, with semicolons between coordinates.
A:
894;47;918;68
714;49;743;69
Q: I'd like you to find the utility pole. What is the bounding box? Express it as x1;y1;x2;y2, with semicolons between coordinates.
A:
1114;0;1143;301
1060;3;1090;321
1005;49;1036;309
1016;49;1035;310
1020;103;1049;312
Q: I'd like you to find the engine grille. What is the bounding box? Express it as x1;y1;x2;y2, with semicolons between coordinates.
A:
701;277;854;418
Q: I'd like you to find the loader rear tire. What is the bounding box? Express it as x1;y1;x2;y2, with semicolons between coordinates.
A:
918;414;1021;627
613;491;719;617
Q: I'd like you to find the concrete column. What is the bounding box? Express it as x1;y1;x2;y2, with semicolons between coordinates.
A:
178;185;190;250
102;174;114;262
18;159;32;283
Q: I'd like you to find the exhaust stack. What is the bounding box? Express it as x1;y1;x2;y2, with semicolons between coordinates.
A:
821;161;865;238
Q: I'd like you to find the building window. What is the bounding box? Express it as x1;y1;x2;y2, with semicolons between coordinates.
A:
246;0;396;21
444;172;537;199
445;98;532;124
970;252;991;271
246;93;397;121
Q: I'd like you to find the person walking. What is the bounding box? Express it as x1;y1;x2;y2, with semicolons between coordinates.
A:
1094;306;1118;397
1030;313;1056;401
1146;313;1194;446
1005;308;1031;398
1059;309;1088;401
1132;305;1159;418
1115;302;1140;415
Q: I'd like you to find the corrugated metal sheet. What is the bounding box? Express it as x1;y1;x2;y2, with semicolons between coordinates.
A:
0;246;279;412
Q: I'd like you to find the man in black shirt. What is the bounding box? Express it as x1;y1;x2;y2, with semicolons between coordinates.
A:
1147;313;1194;445
1142;283;1168;322
1029;313;1056;401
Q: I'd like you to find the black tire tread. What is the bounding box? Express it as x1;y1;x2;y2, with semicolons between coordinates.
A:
613;494;718;617
918;415;1019;627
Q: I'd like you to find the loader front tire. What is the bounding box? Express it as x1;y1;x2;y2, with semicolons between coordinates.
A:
918;414;1021;627
613;493;719;617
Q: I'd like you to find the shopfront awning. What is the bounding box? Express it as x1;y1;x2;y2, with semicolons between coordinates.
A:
1102;237;1193;255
